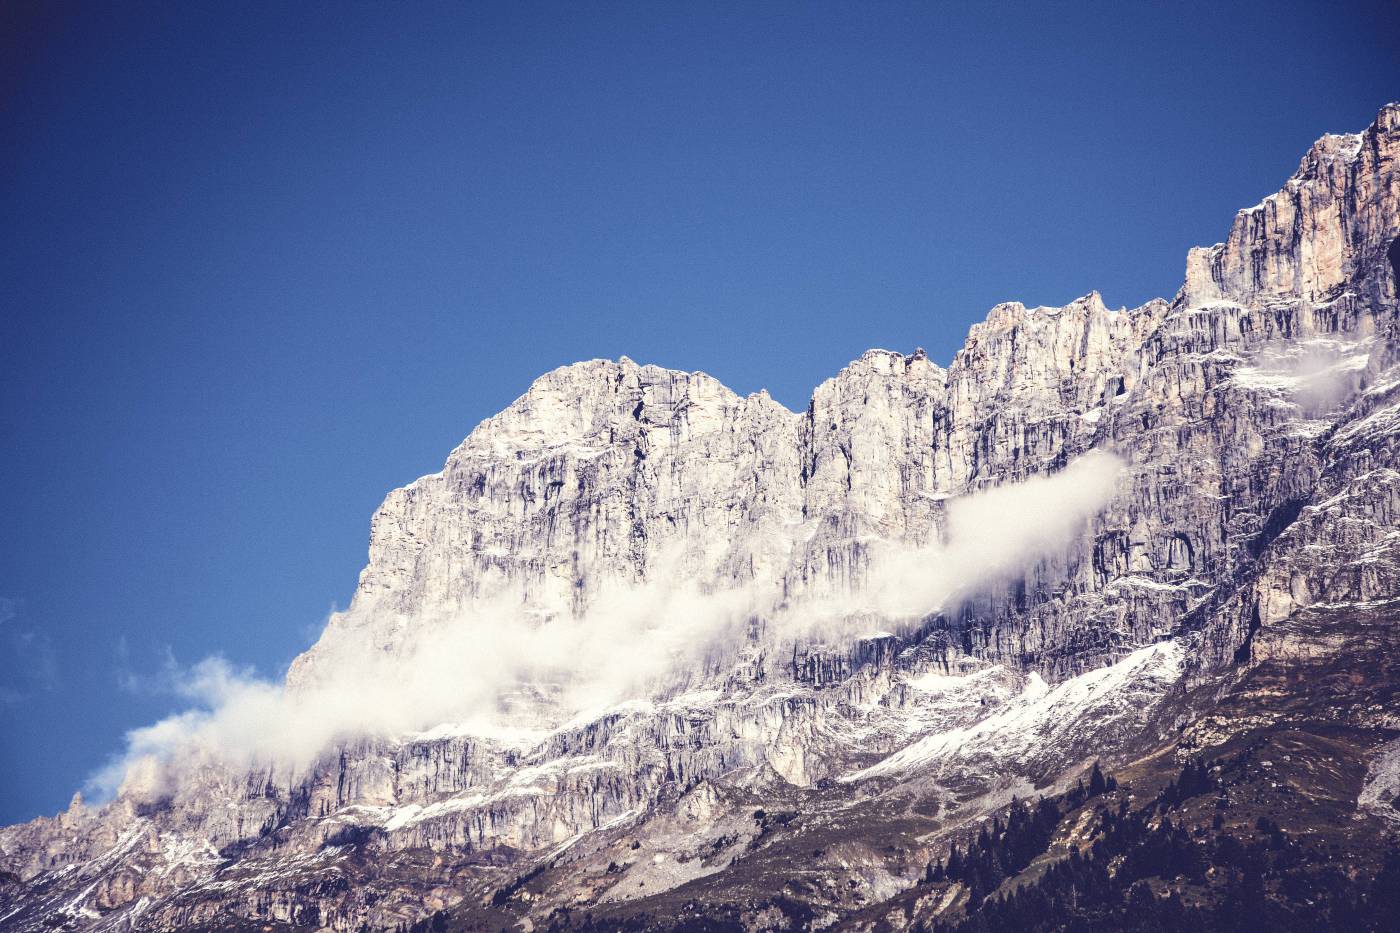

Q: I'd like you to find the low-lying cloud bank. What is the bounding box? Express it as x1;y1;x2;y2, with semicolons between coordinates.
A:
91;450;1124;801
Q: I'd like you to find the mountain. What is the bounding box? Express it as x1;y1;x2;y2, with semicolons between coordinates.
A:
3;103;1399;932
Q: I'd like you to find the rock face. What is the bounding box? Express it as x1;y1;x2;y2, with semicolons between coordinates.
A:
3;104;1399;932
340;361;805;620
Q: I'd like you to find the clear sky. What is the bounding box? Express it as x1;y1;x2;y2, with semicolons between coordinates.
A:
1;0;1396;824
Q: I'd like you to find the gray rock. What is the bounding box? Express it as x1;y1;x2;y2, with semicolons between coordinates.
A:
3;102;1398;932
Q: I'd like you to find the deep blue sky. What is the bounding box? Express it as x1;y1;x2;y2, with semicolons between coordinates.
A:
2;1;1396;823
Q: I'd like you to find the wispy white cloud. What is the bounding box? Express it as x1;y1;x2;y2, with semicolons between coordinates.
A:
88;450;1124;802
0;597;59;707
1230;334;1374;413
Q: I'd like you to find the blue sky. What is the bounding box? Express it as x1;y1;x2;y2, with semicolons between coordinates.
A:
1;0;1396;823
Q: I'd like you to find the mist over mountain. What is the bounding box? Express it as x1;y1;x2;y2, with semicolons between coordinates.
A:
3;104;1400;932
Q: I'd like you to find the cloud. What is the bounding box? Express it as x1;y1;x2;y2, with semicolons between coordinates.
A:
785;449;1125;635
0;598;59;708
88;451;1124;802
1230;335;1374;414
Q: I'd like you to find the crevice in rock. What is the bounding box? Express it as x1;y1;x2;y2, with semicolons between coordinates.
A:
1248;498;1306;559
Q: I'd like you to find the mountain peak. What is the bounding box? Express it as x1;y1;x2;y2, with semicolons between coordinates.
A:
1181;104;1399;308
7;105;1400;933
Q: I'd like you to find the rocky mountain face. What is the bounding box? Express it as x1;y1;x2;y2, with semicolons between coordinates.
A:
3;104;1399;932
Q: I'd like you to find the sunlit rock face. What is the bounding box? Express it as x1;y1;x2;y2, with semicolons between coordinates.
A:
3;104;1399;932
352;359;807;616
1184;105;1400;308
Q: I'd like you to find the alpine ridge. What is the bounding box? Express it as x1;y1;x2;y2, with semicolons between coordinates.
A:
3;103;1399;932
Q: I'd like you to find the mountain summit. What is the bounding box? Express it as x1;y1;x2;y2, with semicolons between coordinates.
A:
3;103;1399;932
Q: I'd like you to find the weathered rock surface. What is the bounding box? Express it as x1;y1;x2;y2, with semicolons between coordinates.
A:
2;103;1398;932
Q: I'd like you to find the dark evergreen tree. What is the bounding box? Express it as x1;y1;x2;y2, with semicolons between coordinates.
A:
1089;761;1107;796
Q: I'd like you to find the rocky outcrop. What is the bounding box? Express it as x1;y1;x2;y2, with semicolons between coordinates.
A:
3;103;1399;933
1184;105;1399;308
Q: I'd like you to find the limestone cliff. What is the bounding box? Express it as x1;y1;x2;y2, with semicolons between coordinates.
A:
2;103;1398;933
